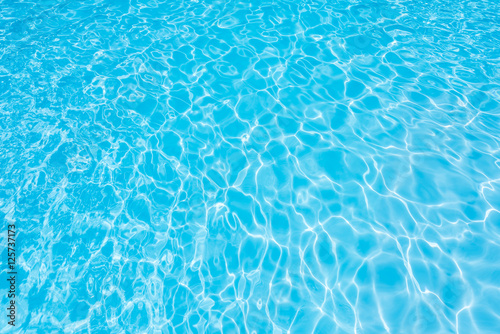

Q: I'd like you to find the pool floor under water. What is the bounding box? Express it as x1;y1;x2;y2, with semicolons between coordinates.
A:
1;0;500;333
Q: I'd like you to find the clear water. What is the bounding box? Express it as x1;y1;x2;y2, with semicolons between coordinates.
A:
1;0;500;333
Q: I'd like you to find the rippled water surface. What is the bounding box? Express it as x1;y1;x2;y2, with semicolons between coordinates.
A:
1;0;500;333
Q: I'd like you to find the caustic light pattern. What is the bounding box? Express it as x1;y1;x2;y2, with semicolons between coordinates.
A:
1;0;500;333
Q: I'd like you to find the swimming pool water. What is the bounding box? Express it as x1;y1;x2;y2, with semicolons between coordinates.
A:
1;0;500;333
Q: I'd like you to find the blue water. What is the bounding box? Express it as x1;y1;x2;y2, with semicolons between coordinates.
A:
1;0;500;333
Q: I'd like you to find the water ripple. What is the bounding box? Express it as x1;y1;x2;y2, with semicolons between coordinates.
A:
1;0;500;333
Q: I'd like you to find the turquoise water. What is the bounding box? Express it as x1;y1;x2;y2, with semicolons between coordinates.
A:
1;0;500;333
